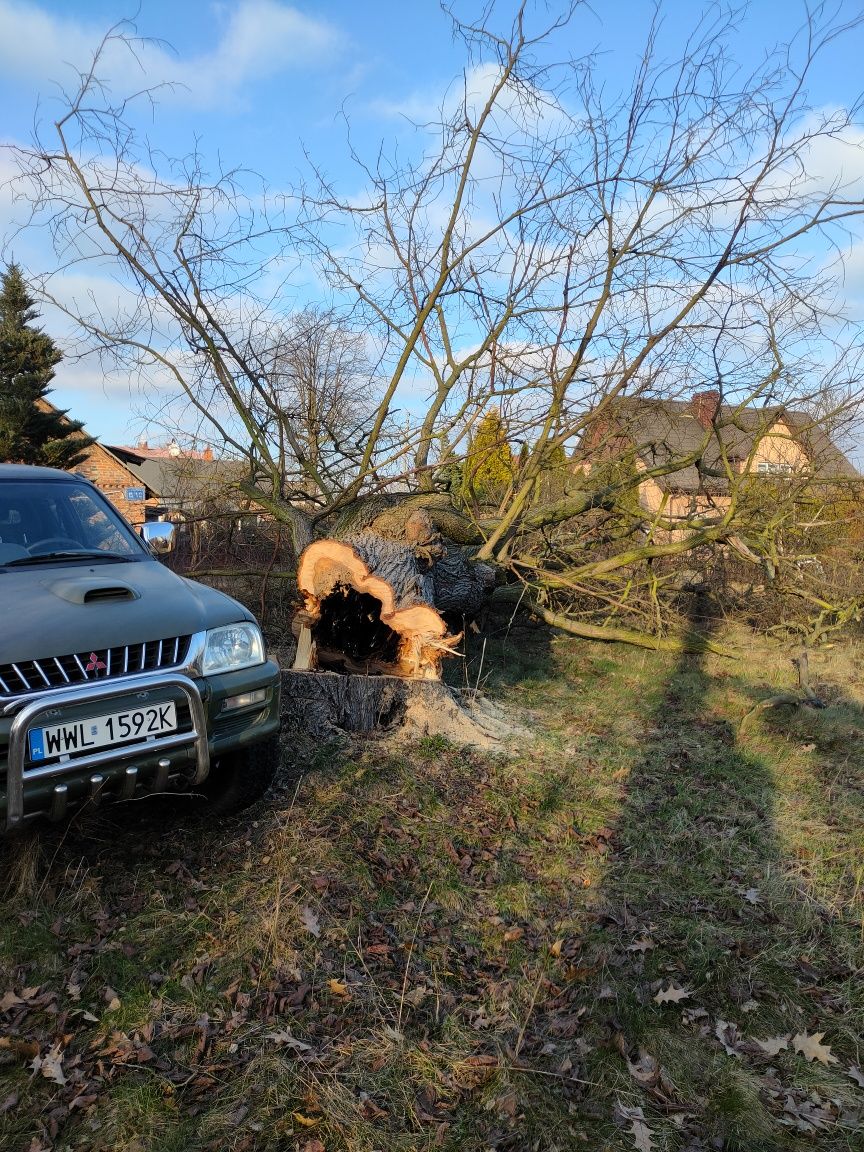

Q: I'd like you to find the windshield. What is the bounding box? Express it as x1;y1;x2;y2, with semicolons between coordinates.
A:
0;479;147;566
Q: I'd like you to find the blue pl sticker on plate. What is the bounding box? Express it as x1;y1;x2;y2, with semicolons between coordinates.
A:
29;729;45;761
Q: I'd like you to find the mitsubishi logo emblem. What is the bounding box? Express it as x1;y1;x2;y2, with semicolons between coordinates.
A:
85;652;107;674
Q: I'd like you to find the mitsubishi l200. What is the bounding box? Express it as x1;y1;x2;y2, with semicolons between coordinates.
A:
0;464;281;830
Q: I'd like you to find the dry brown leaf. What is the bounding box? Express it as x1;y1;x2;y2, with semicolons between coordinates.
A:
300;1142;326;1152
627;938;656;953
550;939;563;957
327;979;350;998
503;926;524;942
266;1030;313;1051
631;1118;654;1152
615;1101;654;1151
755;1035;789;1056
744;888;761;905
626;1049;660;1086
846;1065;864;1088
741;999;759;1013
714;1019;743;1058
654;983;691;1005
300;906;321;938
30;1042;66;1086
0;991;24;1012
792;1032;838;1065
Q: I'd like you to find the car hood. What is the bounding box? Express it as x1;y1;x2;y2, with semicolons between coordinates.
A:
0;559;254;665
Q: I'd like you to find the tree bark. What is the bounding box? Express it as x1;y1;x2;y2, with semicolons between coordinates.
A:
280;669;524;748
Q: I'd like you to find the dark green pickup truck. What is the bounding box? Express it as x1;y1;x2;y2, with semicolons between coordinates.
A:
0;464;281;830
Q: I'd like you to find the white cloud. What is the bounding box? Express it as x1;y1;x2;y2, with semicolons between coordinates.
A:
372;61;567;135
0;0;342;108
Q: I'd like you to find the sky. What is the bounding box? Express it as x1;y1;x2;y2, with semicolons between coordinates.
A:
2;0;864;447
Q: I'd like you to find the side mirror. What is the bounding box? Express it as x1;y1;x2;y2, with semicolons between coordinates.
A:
140;521;176;555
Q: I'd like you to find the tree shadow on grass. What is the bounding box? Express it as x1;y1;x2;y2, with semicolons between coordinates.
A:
444;602;556;697
3;600;863;1152
566;594;863;1150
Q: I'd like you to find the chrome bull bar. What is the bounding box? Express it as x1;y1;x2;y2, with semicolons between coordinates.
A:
5;671;210;829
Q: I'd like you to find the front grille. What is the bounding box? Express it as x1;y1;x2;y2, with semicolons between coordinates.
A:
0;637;193;700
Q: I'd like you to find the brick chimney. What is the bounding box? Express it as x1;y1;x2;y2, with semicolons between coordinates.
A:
690;389;720;428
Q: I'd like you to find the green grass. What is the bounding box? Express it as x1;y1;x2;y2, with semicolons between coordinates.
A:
1;612;863;1150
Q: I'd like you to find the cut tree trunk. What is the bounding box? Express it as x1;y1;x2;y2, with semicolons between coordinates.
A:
293;533;461;679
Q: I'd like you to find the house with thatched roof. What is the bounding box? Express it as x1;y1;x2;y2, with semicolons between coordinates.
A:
578;389;858;525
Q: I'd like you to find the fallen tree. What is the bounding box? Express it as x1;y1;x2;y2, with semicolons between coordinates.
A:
9;3;864;651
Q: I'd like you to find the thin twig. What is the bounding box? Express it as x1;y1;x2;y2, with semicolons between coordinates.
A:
513;962;547;1058
397;879;434;1031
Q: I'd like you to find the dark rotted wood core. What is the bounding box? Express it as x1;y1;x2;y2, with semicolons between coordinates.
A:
314;584;401;667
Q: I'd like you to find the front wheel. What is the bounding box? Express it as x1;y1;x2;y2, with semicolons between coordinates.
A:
202;736;280;815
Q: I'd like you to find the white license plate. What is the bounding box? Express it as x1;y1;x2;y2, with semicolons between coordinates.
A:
28;702;178;762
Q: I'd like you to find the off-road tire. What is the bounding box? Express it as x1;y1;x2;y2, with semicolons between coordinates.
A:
202;735;280;815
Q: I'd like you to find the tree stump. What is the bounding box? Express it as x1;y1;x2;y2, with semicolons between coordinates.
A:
280;669;525;749
287;519;503;745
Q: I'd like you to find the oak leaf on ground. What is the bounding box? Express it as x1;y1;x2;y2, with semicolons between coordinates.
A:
792;1032;838;1065
300;906;321;938
654;983;691;1005
615;1100;654;1151
30;1042;66;1086
755;1035;789;1056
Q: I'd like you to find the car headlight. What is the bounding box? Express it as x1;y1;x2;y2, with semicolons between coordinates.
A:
201;622;264;675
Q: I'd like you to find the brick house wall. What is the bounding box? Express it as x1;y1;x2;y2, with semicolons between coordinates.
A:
70;443;155;526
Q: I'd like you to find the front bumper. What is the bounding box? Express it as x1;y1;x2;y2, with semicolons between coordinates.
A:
1;659;281;830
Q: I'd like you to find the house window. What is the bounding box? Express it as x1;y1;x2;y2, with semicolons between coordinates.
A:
756;461;795;476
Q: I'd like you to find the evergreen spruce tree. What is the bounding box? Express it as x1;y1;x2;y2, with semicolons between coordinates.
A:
0;264;93;468
433;433;463;493
462;408;514;507
536;439;570;501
